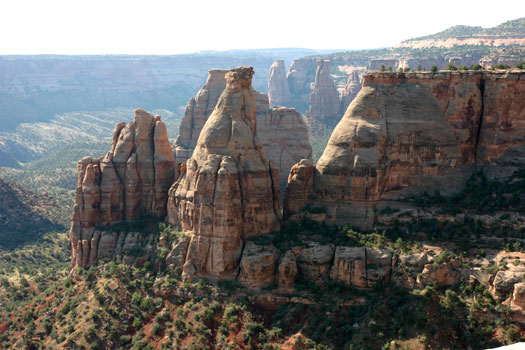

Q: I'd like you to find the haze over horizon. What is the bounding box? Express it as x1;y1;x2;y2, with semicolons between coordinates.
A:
1;0;523;55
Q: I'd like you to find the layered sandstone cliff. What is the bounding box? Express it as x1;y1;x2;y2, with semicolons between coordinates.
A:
285;71;525;229
174;69;311;187
305;60;342;127
69;109;175;268
167;66;281;280
268;60;292;107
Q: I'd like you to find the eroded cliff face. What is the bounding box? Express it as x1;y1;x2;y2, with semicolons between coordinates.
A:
70;109;175;268
174;68;312;187
305;60;342;127
284;71;525;229
167;67;281;280
268;60;292;107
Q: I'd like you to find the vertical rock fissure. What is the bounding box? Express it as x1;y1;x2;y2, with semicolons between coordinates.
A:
268;163;277;217
474;78;486;169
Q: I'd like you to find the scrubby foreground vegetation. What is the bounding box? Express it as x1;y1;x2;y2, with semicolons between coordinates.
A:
0;169;524;349
1;254;523;350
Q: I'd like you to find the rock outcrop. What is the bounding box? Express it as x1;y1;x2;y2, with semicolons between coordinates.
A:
284;71;525;229
256;101;312;187
167;66;281;280
174;69;229;169
69;109;175;268
173;69;312;187
341;69;363;111
305;60;342;127
268;60;292;107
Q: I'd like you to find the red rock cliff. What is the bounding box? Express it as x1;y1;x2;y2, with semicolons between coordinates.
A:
284;70;525;229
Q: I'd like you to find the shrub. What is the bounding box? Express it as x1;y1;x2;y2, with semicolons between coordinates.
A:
430;65;438;72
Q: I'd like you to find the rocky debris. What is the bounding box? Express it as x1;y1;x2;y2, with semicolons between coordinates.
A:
173;69;312;187
238;242;280;289
165;236;191;271
167;66;281;280
277;250;298;289
417;260;462;287
341;69;363;111
268;60;292;107
284;71;525;229
305;60;342;127
395;252;430;287
69;109;175;268
296;242;335;282
493;270;525;295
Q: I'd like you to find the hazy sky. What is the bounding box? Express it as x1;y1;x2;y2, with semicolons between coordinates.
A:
1;0;523;54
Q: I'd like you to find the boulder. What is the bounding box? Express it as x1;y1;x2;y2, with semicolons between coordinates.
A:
277;250;298;289
296;242;335;282
330;246;366;288
238;242;280;289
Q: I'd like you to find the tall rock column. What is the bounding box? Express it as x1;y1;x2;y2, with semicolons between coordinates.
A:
268;60;292;107
305;60;342;128
69;109;175;268
173;68;312;188
341;69;363;111
167;66;281;280
173;69;229;169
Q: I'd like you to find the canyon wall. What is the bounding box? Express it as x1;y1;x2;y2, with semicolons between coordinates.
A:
70;109;175;268
284;71;525;229
167;67;281;280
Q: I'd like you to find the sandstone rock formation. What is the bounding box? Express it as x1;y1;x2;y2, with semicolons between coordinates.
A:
341;69;363;111
69;109;175;268
173;68;312;187
286;57;318;112
305;60;342;127
256;101;312;187
238;242;280;288
277;250;298;289
284;71;525;229
268;60;292;107
167;66;281;280
174;69;228;169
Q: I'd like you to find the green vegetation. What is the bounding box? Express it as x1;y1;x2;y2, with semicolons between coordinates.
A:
409;168;525;215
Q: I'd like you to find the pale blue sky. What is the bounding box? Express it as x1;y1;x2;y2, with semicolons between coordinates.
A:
1;0;523;54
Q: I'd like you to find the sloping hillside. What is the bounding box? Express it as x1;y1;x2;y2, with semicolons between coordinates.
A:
0;177;64;249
